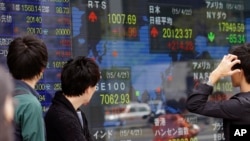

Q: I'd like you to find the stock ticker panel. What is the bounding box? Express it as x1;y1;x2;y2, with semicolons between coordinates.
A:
0;0;72;111
71;0;249;141
0;0;250;141
71;0;248;103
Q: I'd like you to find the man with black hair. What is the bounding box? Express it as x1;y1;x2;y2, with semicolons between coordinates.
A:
186;43;250;141
7;35;48;141
45;56;100;141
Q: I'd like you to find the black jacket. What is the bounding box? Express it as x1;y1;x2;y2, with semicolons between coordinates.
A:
186;83;250;141
45;91;92;141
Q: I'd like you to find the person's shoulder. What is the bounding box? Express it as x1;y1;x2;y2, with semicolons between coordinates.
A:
45;105;77;125
230;92;250;103
14;92;38;102
14;93;41;110
232;92;250;97
46;103;72;117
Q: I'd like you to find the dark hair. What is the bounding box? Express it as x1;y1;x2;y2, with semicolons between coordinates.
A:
61;56;100;96
7;35;48;80
229;43;250;83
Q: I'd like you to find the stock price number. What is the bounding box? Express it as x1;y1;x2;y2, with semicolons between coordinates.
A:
54;83;61;91
35;83;51;91
100;93;130;105
27;27;43;35
163;28;193;39
111;26;138;39
52;61;67;69
59;39;71;46
26;16;42;23
168;137;198;141
21;4;49;13
214;81;233;92
38;94;46;102
226;34;245;44
218;22;245;33
108;13;137;25
55;28;71;35
167;40;194;51
55;7;70;14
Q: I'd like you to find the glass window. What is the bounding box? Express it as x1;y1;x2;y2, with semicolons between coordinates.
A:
129;107;136;113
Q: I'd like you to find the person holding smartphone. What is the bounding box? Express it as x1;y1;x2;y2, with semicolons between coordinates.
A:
186;43;250;141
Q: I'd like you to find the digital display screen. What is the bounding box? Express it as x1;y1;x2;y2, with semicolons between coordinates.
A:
0;0;72;112
0;0;250;141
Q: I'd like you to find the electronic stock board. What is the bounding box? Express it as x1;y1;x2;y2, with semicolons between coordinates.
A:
0;0;250;141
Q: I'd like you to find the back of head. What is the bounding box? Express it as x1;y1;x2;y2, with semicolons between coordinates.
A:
229;43;250;83
61;56;100;96
7;35;48;80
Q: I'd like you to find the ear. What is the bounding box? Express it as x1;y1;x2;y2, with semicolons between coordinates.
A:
41;68;45;73
84;86;96;97
38;69;45;79
85;86;91;95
